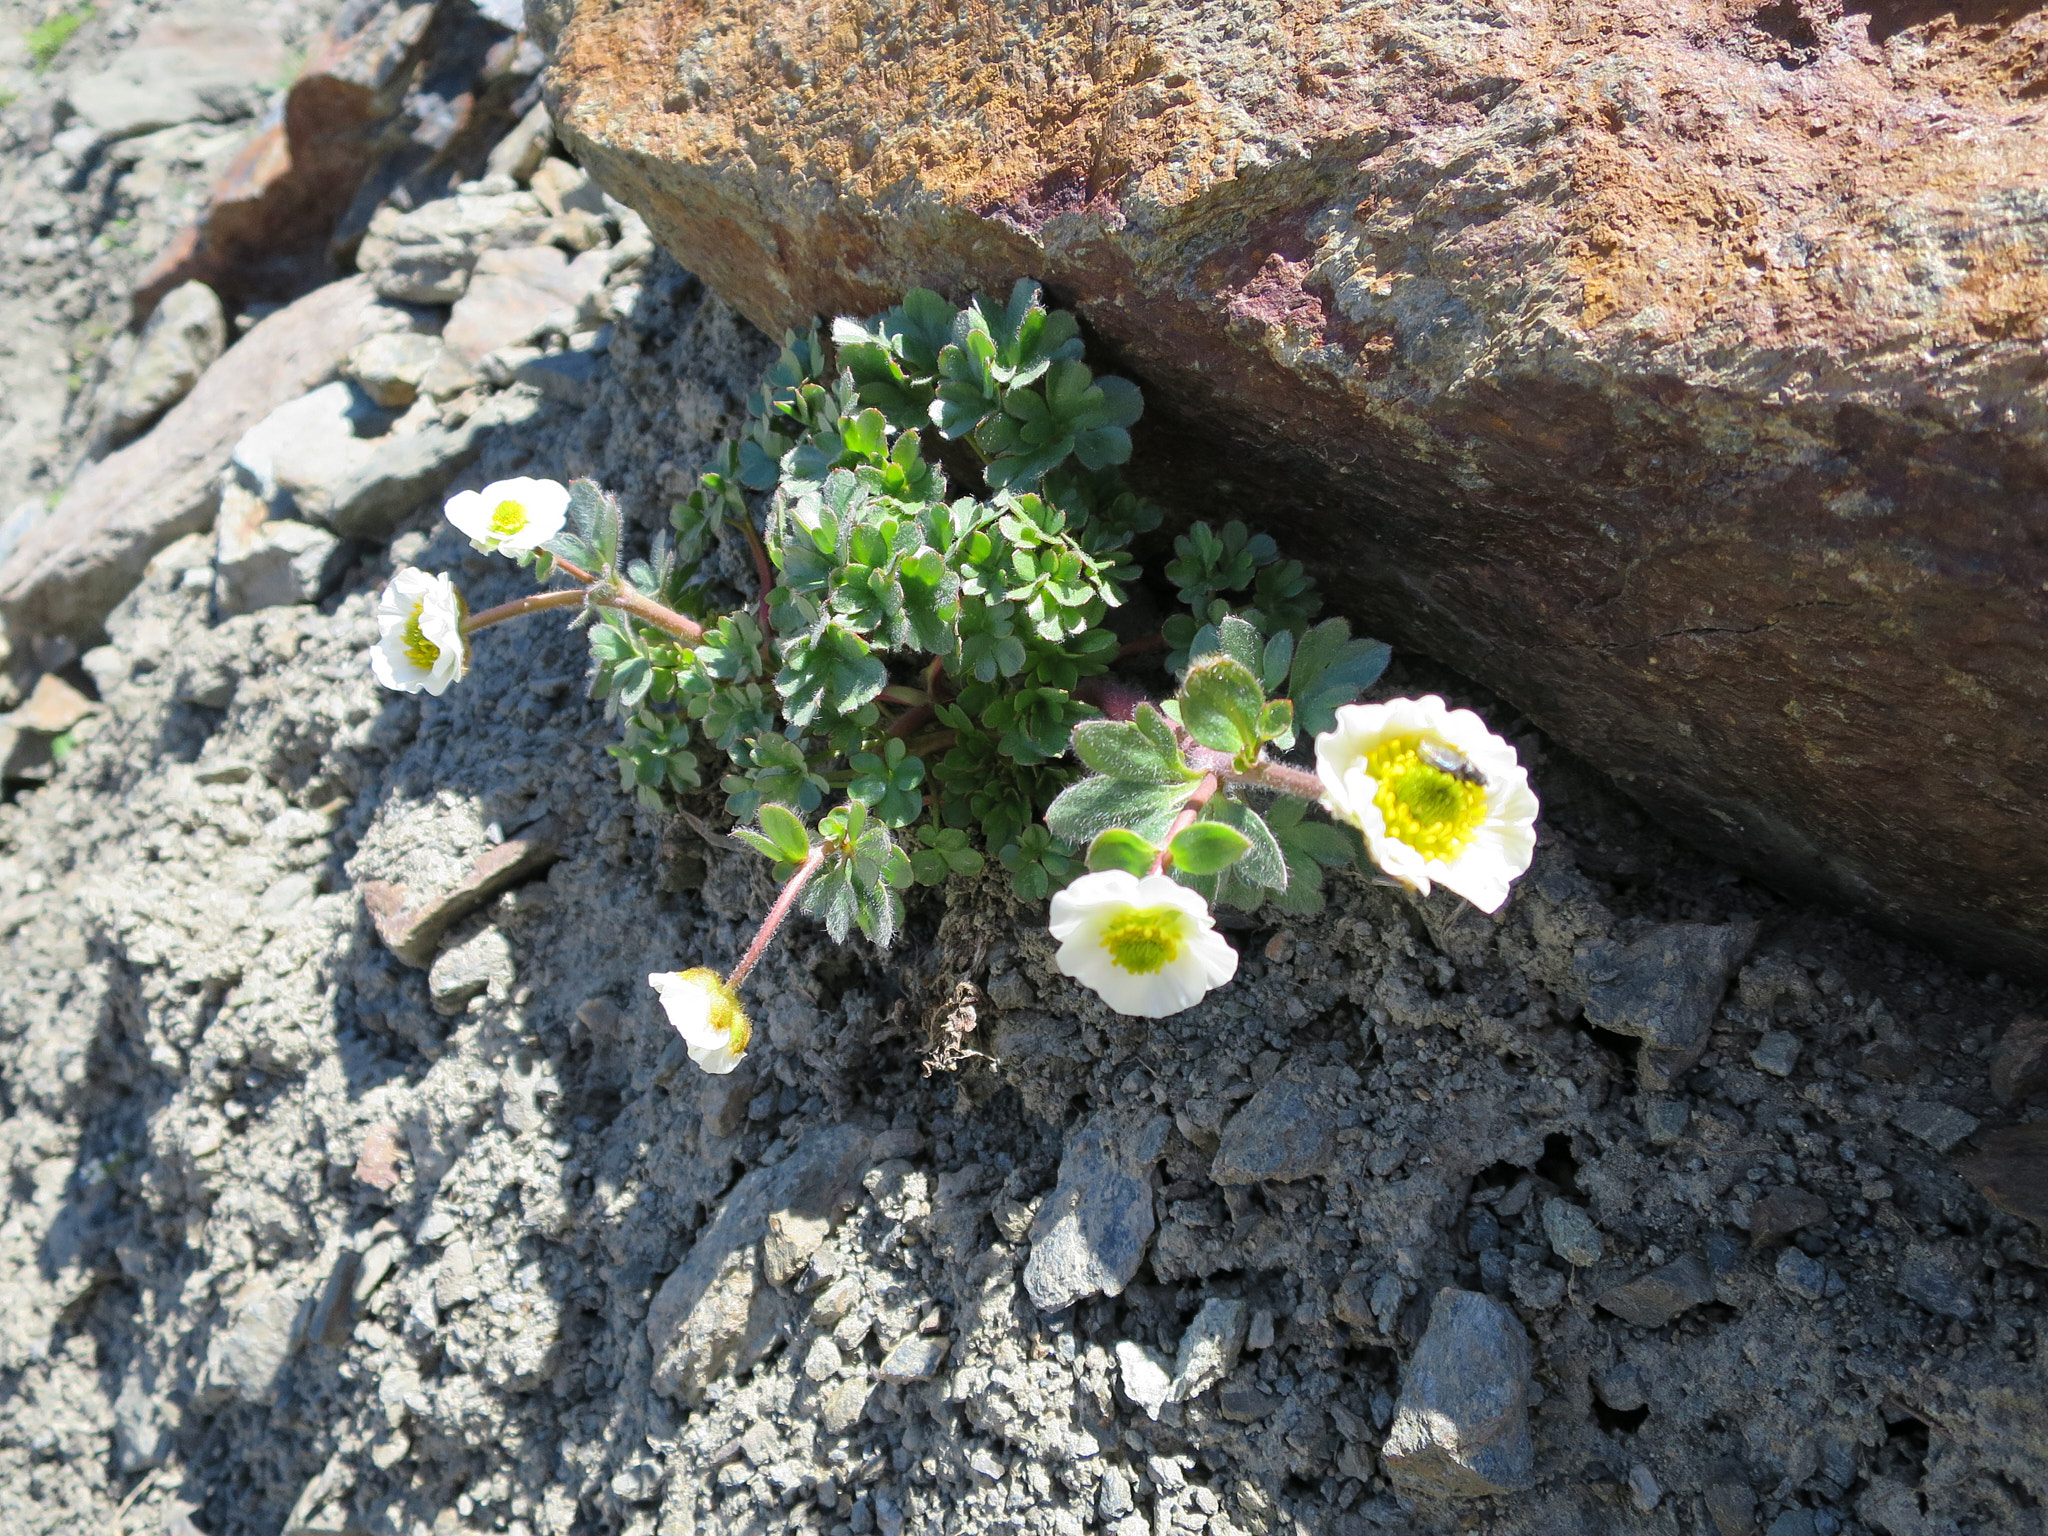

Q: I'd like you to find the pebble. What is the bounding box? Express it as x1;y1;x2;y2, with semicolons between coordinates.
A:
1775;1246;1829;1301
1209;1070;1336;1185
1892;1100;1980;1153
1596;1254;1716;1327
1751;1031;1802;1077
1021;1108;1170;1312
1572;920;1758;1089
802;1337;843;1381
876;1334;950;1382
1894;1245;1975;1321
1541;1198;1605;1267
1749;1188;1830;1247
1642;1100;1691;1143
1170;1297;1246;1401
1096;1465;1134;1519
1113;1341;1174;1421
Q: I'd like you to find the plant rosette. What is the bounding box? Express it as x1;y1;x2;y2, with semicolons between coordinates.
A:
367;568;467;696
648;968;753;1073
1048;869;1239;1018
444;476;571;556
1314;694;1537;913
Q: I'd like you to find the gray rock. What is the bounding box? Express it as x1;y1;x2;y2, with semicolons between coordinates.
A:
1097;1465;1135;1519
307;426;484;542
1022;1107;1170;1311
818;1374;873;1435
1892;1100;1979;1154
443;247;610;363
1642;1100;1690;1144
212;492;343;619
1703;1476;1757;1536
1990;1014;2048;1105
355;192;554;305
486;100;555;185
112;1372;169;1473
877;1334;950;1382
428;925;513;1016
1766;1512;1817;1536
1170;1297;1247;1401
513;347;606;407
1895;1245;1975;1321
1749;1188;1830;1247
197;1283;302;1407
646;1124;870;1402
65;1;284;139
1572;921;1758;1089
531;157;611;218
1113;1340;1174;1421
1209;1071;1335;1184
106;281;227;439
1751;1030;1802;1078
0;277;421;650
1775;1247;1829;1302
341;333;447;409
1592;1361;1648;1413
1381;1289;1534;1499
1597;1254;1716;1327
1541;1199;1605;1267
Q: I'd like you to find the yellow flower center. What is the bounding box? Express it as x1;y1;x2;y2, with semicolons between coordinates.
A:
1368;734;1488;861
1098;906;1186;975
489;499;529;536
401;603;441;671
681;966;751;1053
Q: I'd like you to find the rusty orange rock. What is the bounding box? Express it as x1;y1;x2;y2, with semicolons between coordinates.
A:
550;0;2048;970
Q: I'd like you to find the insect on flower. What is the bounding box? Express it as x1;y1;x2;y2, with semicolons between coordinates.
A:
1315;695;1538;914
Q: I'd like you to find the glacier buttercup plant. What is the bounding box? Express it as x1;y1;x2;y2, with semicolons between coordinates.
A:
363;280;1540;1071
367;568;467;696
1049;870;1238;1018
444;476;571;556
1315;695;1538;913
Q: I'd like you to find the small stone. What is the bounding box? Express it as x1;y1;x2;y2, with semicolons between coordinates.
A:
1592;1361;1647;1413
10;672;97;735
363;819;562;967
1703;1477;1757;1536
354;1125;405;1192
530;156;610;217
485;100;554;184
105;280;227;438
1380;1288;1534;1499
1210;1070;1336;1184
877;1333;950;1382
1765;1511;1817;1536
1509;1263;1567;1311
1246;1308;1275;1351
1748;1188;1829;1247
1022;1106;1170;1312
1991;1015;2048;1104
355;191;554;304
1170;1297;1247;1401
1113;1340;1175;1421
819;1374;873;1435
1641;1100;1690;1143
966;1448;1006;1483
1751;1031;1802;1077
65;5;283;139
1572;920;1759;1089
443;247;609;363
197;1283;301;1406
810;1278;861;1328
113;1373;168;1473
1540;1199;1605;1267
1894;1244;1975;1321
368;1430;410;1471
341;332;447;409
802;1336;843;1381
427;925;513;1016
1096;1465;1135;1519
1628;1464;1661;1512
1892;1100;1979;1153
1218;1385;1277;1422
610;1461;664;1503
212;494;343;617
1775;1246;1828;1302
513;347;606;407
699;1062;758;1140
1596;1254;1716;1327
306;1248;362;1348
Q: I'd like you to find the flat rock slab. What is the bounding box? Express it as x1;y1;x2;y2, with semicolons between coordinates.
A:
550;0;2048;972
1596;1254;1717;1329
1210;1070;1337;1185
1023;1107;1170;1313
66;0;287;139
1573;922;1757;1090
0;276;421;655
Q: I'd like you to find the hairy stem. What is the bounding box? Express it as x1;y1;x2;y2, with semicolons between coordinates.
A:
884;702;936;741
1149;774;1220;875
462;588;587;633
606;588;707;644
726;845;825;991
1220;758;1323;800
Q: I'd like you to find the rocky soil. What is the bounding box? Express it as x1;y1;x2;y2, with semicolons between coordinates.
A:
0;10;2047;1536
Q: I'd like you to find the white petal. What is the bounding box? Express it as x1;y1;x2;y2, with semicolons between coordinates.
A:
443;489;494;545
1048;869;1144;939
690;1039;744;1074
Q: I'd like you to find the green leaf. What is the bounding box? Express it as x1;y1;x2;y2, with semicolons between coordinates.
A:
1069;706;1199;785
1259;697;1296;751
1288;618;1393;736
1044;776;1193;845
1086;828;1159;876
1179;655;1265;755
1169;821;1252;876
758;803;811;864
775;623;888;728
1207;797;1287;890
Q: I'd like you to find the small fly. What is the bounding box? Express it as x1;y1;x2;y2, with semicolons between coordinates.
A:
1418;740;1488;789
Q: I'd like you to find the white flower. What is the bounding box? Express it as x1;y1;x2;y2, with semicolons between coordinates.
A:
444;476;569;556
648;967;752;1074
367;568;467;695
1314;695;1539;914
1049;870;1239;1018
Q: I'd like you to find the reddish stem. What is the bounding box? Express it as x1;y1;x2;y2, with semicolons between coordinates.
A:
726;845;826;991
463;588;587;633
1116;632;1168;661
1220;758;1323;800
1148;773;1219;875
885;702;936;741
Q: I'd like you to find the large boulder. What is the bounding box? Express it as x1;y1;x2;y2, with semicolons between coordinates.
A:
546;0;2048;970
